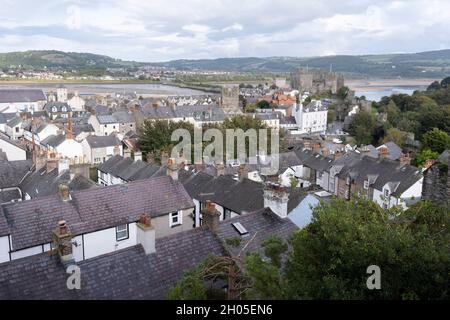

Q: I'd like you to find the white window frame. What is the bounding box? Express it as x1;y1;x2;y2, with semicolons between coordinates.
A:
363;180;369;190
116;224;128;241
384;188;389;198
169;211;182;227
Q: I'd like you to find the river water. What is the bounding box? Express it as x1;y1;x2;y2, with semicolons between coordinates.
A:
0;83;209;97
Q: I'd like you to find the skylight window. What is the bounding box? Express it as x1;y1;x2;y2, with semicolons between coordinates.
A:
232;222;248;235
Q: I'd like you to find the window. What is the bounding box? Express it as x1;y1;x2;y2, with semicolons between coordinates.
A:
363;180;369;190
170;211;182;227
346;176;351;185
384;189;389;198
116;224;128;241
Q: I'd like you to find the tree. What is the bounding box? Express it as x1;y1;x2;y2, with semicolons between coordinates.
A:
327;109;336;123
282;198;450;300
337;86;350;100
427;80;441;91
382;128;406;146
414;149;439;167
349;111;377;145
422;128;450;154
139;119;194;161
256;100;271;109
441;76;450;88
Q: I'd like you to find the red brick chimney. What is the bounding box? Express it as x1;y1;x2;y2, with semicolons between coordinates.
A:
378;146;390;159
202;201;220;234
313;142;321;154
334;150;343;161
52;220;74;265
136;213;155;254
166;157;178;181
216;163;225;177
322;147;330;158
399;153;411;166
424;159;436;169
58;183;71;201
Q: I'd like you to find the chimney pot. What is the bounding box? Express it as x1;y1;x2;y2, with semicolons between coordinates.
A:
202;200;220;233
58;184;71;201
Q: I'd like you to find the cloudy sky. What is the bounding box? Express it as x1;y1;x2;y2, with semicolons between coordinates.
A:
0;0;449;62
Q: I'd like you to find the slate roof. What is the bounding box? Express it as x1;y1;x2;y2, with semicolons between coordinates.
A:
0;136;27;151
73;124;94;136
0;189;21;204
0;113;16;124
6;116;22;128
97;114;117;124
44;102;72;113
0;160;33;188
216;207;298;258
179;171;264;214
112;111;134;123
0;245;154;300
179;170;306;216
20;167;96;199
40;134;66;148
141;104;225;122
85;134;120;148
294;148;334;172
0;206;298;300
98;155;164;181
337;156;422;196
377;141;403;161
1;176;194;249
0;89;46;103
437;149;450;164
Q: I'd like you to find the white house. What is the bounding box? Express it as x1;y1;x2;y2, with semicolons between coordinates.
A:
0;176;195;264
40;134;85;163
5;116;26;140
292;100;328;133
67;92;85;112
23;123;59;145
81;134;122;164
0;136;27;161
0;89;46;113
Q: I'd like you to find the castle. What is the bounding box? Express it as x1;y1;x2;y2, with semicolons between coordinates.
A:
290;68;345;94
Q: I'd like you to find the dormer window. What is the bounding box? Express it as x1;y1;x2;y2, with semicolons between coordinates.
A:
61;106;66;112
364;180;369;190
52;106;57;112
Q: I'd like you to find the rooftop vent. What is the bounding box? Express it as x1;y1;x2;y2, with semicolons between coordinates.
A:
232;222;248;235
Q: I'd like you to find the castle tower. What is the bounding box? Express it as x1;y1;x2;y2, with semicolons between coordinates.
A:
56;84;68;102
220;84;241;115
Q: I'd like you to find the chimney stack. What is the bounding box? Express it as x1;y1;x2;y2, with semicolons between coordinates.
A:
202;201;221;234
313;142;321;154
167;158;178;181
378;146;389;160
334;150;343;161
58;183;71;201
136;214;156;254
52;220;74;265
399;152;411;166
263;183;289;219
46;158;59;173
238;164;249;182
58;158;70;174
146;153;155;164
216;163;225;177
160;151;169;166
134;151;143;161
124;149;132;158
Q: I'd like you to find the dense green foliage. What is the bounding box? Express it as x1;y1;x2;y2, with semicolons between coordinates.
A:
169;198;449;300
139;115;274;163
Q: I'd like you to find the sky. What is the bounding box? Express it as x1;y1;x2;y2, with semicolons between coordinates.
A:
0;0;449;62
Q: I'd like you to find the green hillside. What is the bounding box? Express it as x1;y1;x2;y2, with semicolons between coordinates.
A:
1;49;449;78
